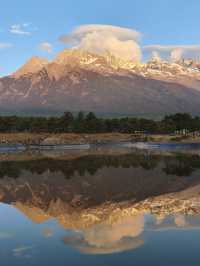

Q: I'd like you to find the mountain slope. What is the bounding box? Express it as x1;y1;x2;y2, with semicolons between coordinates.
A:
1;49;200;116
13;56;49;78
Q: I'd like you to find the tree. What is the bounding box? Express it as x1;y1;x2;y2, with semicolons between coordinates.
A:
61;111;74;132
77;111;85;121
85;112;97;121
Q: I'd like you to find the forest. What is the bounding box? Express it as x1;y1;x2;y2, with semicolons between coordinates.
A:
0;112;199;134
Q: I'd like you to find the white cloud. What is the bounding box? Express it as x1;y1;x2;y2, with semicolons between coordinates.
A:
170;48;184;62
39;42;53;53
0;42;13;49
174;214;187;227
0;231;14;239
151;51;161;61
43;228;54;237
10;24;31;35
59;24;142;61
144;45;200;61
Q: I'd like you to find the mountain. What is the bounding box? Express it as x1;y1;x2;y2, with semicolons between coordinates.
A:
13;56;49;78
1;49;200;116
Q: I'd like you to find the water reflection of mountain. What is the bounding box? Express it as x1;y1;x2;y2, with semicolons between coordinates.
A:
2;148;200;258
1;149;200;229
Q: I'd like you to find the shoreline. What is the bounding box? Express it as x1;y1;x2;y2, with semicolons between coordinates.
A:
0;133;133;146
0;132;200;146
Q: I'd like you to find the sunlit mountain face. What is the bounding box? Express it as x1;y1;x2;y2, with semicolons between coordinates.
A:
1;49;200;116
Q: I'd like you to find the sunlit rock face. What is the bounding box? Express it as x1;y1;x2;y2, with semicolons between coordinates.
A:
1;49;200;115
13;56;49;78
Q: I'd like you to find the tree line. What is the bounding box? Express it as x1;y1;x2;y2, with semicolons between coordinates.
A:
0;112;200;134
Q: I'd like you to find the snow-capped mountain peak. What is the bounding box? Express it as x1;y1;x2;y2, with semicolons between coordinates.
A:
2;48;200;116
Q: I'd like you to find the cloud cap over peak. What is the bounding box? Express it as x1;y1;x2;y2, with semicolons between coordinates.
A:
59;24;142;61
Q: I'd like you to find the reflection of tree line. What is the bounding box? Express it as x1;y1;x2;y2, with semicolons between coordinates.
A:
0;153;200;179
163;154;200;176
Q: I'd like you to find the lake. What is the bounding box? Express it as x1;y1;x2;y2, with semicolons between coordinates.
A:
1;145;200;265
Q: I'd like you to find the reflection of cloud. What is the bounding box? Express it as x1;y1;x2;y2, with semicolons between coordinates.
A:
63;234;144;254
174;214;187;227
155;214;165;225
59;24;142;61
84;215;144;247
63;214;145;254
13;246;33;258
78;238;144;254
0;232;14;239
43;228;54;238
151;214;191;230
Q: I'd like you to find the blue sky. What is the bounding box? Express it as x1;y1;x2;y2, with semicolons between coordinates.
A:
1;0;200;75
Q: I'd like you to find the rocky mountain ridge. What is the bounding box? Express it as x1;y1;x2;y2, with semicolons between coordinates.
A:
1;49;200;116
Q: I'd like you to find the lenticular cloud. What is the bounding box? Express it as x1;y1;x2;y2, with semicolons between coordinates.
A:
59;24;142;62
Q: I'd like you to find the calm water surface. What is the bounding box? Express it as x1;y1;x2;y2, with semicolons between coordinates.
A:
1;145;200;265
